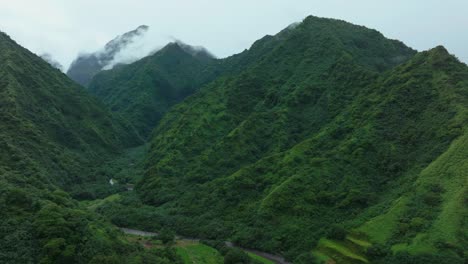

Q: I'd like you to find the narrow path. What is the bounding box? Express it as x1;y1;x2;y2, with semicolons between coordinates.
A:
119;227;291;264
120;227;159;237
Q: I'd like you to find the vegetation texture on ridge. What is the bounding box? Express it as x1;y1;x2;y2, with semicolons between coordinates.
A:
126;16;468;263
88;42;218;137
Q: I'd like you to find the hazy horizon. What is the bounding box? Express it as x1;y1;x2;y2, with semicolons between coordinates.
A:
1;0;467;70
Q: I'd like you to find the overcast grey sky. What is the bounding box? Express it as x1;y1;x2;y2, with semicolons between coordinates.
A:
1;0;467;70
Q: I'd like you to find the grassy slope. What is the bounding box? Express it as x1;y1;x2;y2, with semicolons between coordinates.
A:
358;47;468;252
316;48;468;263
360;131;468;254
175;241;223;264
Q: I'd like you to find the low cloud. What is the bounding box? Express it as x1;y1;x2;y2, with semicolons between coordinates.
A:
101;26;167;70
40;53;64;71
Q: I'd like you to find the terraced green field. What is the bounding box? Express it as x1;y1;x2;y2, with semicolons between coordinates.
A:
175;241;223;264
313;236;371;264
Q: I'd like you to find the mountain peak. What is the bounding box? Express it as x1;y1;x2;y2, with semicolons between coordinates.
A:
161;41;214;61
431;45;449;53
103;25;149;53
427;45;452;59
136;25;149;31
419;45;461;68
0;31;18;49
67;25;150;86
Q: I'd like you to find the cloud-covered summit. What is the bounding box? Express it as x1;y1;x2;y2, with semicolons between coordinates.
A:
66;25;150;86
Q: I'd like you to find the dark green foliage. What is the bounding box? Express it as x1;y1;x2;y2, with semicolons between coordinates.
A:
158;228;176;245
326;225;347;240
294;252;319;264
366;244;391;260
94;192;165;231
69;145;148;200
0;171;182;264
223;248;251;264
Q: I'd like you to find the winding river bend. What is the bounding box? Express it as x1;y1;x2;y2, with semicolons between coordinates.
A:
119;227;291;264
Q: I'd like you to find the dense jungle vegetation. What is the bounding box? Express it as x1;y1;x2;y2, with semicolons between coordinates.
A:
1;15;466;264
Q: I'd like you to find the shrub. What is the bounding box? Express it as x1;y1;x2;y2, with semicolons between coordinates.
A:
366;244;390;260
157;228;175;245
294;252;319;264
224;248;250;264
409;217;425;230
326;225;347;240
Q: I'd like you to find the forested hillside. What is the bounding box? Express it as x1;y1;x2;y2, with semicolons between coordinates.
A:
0;31;180;264
131;16;467;263
1;14;467;264
88;42;217;137
0;32;145;185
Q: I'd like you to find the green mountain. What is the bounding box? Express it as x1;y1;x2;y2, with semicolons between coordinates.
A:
0;32;182;264
2;14;467;264
88;42;217;137
131;16;467;263
0;31;143;187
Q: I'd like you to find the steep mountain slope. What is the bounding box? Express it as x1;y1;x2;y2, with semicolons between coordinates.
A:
135;16;466;262
0;32;142;187
88;42;217;137
67;25;149;86
90;16;415;140
0;32;173;263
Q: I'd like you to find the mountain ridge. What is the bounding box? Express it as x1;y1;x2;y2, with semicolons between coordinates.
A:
88;41;219;137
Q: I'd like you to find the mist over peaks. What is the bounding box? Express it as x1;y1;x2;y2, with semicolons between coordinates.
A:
66;25;151;86
40;53;63;71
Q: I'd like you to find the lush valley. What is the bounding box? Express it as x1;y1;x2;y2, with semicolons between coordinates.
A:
0;31;178;263
0;15;467;264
